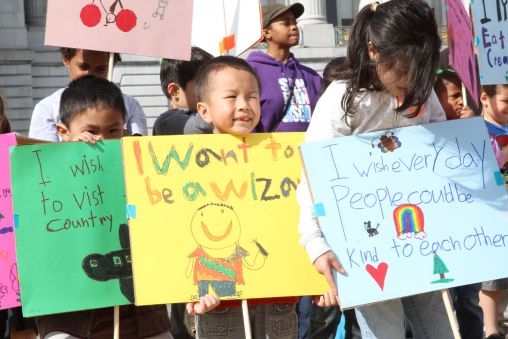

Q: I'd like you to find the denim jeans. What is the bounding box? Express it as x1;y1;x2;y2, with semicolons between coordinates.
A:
197;303;298;339
355;291;453;339
450;283;483;339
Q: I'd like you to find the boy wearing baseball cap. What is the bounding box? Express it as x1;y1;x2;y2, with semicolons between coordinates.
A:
247;3;322;133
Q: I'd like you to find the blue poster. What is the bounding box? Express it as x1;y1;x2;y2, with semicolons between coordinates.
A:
471;0;508;84
300;117;508;308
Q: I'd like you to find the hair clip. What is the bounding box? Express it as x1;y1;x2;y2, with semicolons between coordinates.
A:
371;1;380;12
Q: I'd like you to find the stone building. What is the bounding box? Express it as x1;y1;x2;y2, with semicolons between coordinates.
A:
0;0;447;134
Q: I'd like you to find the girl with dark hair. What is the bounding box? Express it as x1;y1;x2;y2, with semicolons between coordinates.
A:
298;1;454;338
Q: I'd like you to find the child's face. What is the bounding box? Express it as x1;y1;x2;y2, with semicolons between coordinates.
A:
64;50;109;80
368;44;408;97
57;107;125;142
481;86;508;126
437;78;464;120
197;67;261;136
264;11;299;48
168;80;197;111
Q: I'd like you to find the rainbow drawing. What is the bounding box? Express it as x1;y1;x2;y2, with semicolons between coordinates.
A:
393;204;426;240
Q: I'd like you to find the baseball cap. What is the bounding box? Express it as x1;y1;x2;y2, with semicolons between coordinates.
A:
262;3;304;28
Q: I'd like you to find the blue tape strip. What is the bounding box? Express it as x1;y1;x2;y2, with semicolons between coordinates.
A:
474;37;480;46
13;214;19;229
480;75;484;80
313;203;326;217
494;171;504;186
126;204;136;219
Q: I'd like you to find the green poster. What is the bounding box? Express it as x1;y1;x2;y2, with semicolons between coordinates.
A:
11;141;130;316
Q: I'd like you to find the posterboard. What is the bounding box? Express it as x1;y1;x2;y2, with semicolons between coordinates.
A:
445;0;479;105
471;0;508;84
0;133;21;310
11;141;130;316
122;133;328;305
45;0;193;60
300;117;508;308
192;0;262;56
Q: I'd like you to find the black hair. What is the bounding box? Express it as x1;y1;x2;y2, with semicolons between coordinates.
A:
322;57;348;94
60;75;126;126
342;0;441;118
434;71;461;97
0;94;11;134
60;48;121;63
160;47;213;98
195;56;261;101
482;84;508;97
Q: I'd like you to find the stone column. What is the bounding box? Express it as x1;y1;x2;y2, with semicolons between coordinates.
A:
290;0;335;47
294;0;327;25
25;0;47;26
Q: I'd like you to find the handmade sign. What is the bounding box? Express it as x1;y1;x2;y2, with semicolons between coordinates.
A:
11;141;130;316
45;0;193;60
300;117;508;308
192;0;262;56
471;0;508;84
122;133;328;305
0;133;21;310
445;0;479;105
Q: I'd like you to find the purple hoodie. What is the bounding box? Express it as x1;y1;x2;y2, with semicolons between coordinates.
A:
247;51;322;132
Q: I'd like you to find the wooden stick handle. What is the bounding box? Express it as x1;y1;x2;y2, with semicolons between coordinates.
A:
114;305;120;339
441;289;462;339
242;300;252;339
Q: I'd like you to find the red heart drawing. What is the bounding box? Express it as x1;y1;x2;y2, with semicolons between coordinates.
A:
365;262;388;290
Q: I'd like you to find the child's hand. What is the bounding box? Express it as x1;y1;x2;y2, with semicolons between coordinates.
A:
313;250;345;295
186;295;220;316
72;132;103;143
312;291;341;308
459;106;475;119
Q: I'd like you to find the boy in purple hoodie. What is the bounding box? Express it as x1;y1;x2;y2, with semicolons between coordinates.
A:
247;3;322;132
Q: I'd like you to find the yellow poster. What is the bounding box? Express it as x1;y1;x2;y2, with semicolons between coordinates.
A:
122;133;328;305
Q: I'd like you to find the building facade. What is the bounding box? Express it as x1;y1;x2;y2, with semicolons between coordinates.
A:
0;0;447;134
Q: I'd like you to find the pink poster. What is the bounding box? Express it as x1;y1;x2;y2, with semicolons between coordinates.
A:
45;0;193;60
445;0;479;106
0;133;20;310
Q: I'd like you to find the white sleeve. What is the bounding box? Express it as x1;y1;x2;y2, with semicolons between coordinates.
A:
28;92;61;142
298;81;350;263
123;94;148;136
427;89;446;123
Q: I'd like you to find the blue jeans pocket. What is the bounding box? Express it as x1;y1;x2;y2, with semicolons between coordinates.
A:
267;303;298;338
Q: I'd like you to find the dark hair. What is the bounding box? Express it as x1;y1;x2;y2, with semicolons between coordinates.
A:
434;71;461;97
322;57;348;94
195;56;261;101
60;75;126;126
342;0;441;118
160;47;213;98
60;48;121;63
0;95;11;134
482;84;508;97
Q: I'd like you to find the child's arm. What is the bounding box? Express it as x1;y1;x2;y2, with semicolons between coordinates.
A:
186;295;220;315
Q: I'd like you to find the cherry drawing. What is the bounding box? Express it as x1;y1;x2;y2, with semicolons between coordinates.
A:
80;0;137;32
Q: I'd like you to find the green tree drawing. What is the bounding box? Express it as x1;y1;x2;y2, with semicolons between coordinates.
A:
431;252;454;284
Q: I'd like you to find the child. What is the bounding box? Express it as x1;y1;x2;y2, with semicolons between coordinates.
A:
247;3;322;132
36;75;218;339
195;56;299;339
297;1;454;338
434;65;483;339
434;67;475;120
29;48;147;142
153;47;213;338
153;47;213;136
479;84;508;339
